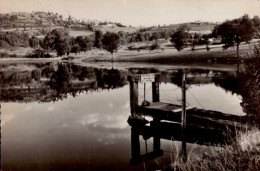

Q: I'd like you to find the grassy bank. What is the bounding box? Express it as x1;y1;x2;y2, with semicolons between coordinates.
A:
84;40;259;63
170;127;260;171
0;40;259;64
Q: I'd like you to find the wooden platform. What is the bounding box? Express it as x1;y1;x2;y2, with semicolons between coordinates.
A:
136;102;248;130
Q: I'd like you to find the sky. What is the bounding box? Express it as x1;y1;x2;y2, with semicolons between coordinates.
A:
1;0;260;26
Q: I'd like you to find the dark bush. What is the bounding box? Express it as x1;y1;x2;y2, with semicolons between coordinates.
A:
26;49;52;58
0;52;9;58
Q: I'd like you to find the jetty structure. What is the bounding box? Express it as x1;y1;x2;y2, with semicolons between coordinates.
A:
127;71;249;165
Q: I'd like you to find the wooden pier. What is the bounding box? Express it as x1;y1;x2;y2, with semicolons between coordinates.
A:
127;72;249;165
128;73;248;130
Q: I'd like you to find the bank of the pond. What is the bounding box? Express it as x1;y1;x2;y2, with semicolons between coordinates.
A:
0;40;257;64
170;127;260;171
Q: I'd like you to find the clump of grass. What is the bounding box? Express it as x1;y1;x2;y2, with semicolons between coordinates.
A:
170;127;260;171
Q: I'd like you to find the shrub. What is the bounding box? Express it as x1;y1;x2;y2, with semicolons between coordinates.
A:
0;31;29;47
170;127;260;171
115;22;126;27
26;49;52;58
0;52;9;58
249;41;260;58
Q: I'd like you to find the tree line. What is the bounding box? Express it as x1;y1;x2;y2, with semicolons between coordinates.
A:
3;13;260;59
170;14;260;57
27;29;121;60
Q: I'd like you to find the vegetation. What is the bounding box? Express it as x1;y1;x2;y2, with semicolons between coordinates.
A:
1;11;260;60
213;14;254;57
43;29;70;56
29;36;39;48
201;34;212;51
150;40;160;51
71;36;93;54
170;25;190;51
252;15;260;37
170;127;260;171
26;49;52;58
102;32;120;60
190;33;201;51
94;30;103;48
0;31;29;48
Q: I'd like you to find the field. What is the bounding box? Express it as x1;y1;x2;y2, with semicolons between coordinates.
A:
1;39;259;65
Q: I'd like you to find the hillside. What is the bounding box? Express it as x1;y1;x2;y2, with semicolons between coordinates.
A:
168;21;217;34
0;11;225;59
0;12;217;38
0;11;138;38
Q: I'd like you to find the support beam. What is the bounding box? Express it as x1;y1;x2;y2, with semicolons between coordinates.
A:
181;70;187;161
152;82;160;102
130;126;141;165
129;81;138;116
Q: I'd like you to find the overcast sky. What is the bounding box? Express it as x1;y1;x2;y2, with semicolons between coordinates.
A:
1;0;260;26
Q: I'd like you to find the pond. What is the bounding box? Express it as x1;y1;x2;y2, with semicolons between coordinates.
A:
1;61;259;170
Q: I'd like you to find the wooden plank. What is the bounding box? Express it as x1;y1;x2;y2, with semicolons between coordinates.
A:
172;106;194;113
136;102;248;129
131;121;233;146
137;102;248;122
130;150;163;166
143;102;181;111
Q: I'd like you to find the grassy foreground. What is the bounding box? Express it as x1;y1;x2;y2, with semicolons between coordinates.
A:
170;127;260;171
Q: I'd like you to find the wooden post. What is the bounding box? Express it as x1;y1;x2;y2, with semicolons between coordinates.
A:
129;80;138;116
131;126;140;164
153;136;160;152
144;83;146;101
181;70;187;161
152;82;160;102
152;79;160;152
152;118;161;152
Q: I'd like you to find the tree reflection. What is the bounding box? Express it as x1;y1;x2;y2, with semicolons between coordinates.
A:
239;59;260;117
0;63;127;102
1;62;259;118
47;63;127;101
212;60;260;118
49;63;72;94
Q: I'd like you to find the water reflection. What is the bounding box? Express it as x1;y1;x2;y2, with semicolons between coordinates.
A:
0;63;127;102
1;60;259;170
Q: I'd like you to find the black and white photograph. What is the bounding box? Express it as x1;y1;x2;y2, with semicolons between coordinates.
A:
0;0;260;170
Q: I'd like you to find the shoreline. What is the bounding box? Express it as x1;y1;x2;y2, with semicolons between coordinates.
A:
0;40;258;64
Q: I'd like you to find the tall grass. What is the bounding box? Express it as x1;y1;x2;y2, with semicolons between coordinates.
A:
170;127;260;171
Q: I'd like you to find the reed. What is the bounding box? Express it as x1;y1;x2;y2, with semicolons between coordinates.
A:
170;127;260;171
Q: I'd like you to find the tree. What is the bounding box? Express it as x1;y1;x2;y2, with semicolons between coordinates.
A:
144;32;151;41
29;36;39;48
10;15;17;21
202;34;212;51
94;30;103;48
136;32;145;42
118;31;126;44
43;29;70;56
150;32;160;41
102;32;120;60
150;40;160;52
84;36;94;52
75;36;85;52
213;14;254;57
191;33;201;51
170;25;190;51
252;15;260;37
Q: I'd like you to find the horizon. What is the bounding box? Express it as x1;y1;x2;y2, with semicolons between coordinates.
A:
1;0;260;27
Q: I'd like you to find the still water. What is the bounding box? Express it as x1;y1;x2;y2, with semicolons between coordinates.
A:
1;62;259;170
